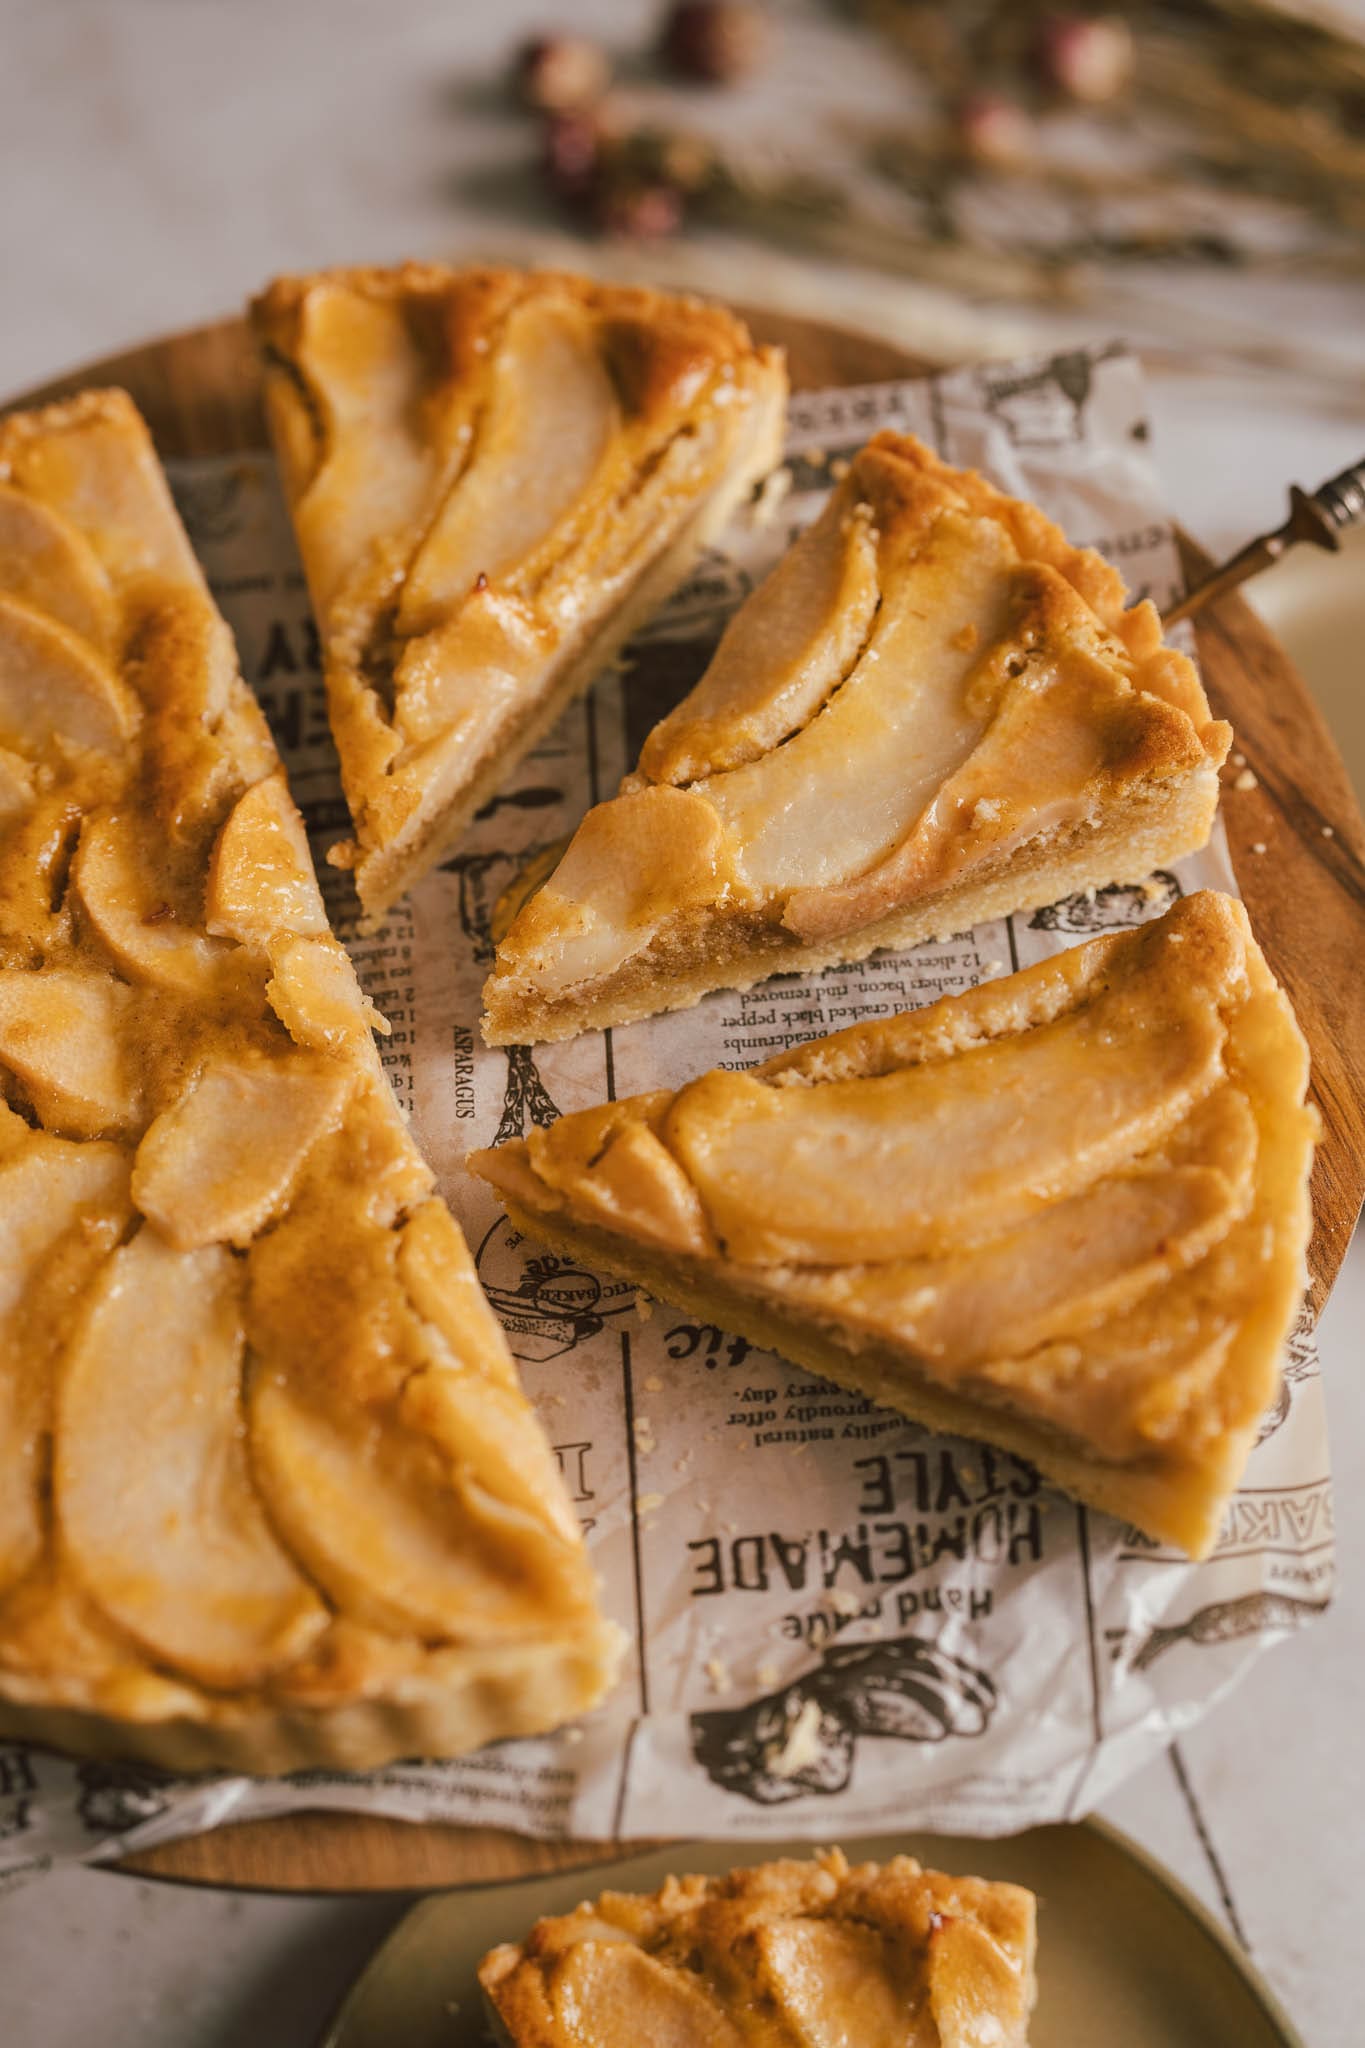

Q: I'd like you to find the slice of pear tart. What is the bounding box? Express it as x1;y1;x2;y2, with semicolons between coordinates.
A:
474;893;1316;1559
0;389;619;1773
479;1848;1037;2048
483;431;1231;1044
251;263;788;921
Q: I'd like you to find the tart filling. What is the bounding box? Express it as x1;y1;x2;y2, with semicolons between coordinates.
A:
0;390;619;1773
483;431;1230;1044
479;1847;1037;2048
474;892;1316;1558
252;264;788;920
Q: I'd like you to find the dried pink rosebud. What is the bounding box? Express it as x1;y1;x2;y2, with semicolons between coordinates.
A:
514;33;611;114
539;110;604;210
595;180;685;240
956;92;1035;167
661;2;770;85
1036;14;1135;104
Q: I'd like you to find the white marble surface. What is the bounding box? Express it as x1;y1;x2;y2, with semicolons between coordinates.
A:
1;3;1362;2044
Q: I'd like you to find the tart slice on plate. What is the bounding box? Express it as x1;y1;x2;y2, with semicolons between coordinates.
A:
483;430;1230;1044
474;892;1315;1558
251;263;787;921
479;1846;1037;2047
0;388;619;1773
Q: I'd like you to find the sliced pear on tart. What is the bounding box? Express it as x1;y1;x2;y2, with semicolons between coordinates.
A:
252;263;787;918
474;893;1315;1558
484;431;1230;1044
0;388;619;1775
479;1848;1037;2048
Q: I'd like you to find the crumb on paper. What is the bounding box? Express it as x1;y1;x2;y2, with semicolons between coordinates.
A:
751;464;793;528
644;1373;663;1393
1233;767;1258;791
638;1491;664;1515
1252;841;1268;855
979;959;1006;979
825;1589;861;1616
635;1292;654;1323
634;1416;656;1456
674;1450;693;1473
764;1699;825;1780
696;1497;712;1516
564;1727;584;1745
720;1518;737;1535
757;1659;781;1688
704;1656;733;1695
800;446;828;470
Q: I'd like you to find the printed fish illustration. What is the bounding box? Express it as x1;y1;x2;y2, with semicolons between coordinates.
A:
1132;1589;1330;1672
1030;871;1180;936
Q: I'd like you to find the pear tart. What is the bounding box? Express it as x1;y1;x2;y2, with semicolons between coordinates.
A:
475;893;1315;1557
251;264;787;920
484;431;1230;1044
479;1848;1037;2048
0;390;619;1773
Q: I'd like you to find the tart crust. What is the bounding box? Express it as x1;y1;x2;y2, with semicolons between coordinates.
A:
251;263;787;921
483;431;1231;1044
0;389;620;1773
478;1846;1037;2047
473;892;1315;1558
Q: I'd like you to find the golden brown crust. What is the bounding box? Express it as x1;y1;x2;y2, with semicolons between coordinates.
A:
484;431;1230;1045
0;388;620;1772
473;893;1316;1558
479;1847;1037;2047
250;264;787;920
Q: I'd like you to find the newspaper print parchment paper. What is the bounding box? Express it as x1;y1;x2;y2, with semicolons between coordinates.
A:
0;344;1332;1884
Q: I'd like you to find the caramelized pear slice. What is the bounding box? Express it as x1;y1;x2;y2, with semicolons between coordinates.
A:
266;934;390;1056
778;1087;1256;1368
0;593;137;759
664;958;1229;1264
0;968;140;1137
0;484;118;652
287;284;442;620
397;296;620;632
205;771;328;946
391;584;551;753
0;1136;131;1593
72;808;234;992
536;1944;743;2048
641;500;881;785
247;1199;591;1641
755;1920;928;2048
928;1918;1035;2048
703;513;1018;898
133;1057;350;1249
57;1229;328;1689
247;1372;582;1642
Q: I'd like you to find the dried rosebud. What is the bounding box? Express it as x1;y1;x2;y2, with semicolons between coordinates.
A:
514;33;610;114
955;92;1035;167
539;110;605;211
1036;14;1135;104
595;179;685;240
661;2;770;85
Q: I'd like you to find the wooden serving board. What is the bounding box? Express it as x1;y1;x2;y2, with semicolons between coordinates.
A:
10;308;1365;1895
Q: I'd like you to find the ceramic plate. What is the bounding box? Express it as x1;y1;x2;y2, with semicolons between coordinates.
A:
319;1819;1303;2047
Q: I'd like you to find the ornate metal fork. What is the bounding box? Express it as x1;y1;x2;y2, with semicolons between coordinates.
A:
1162;455;1365;627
